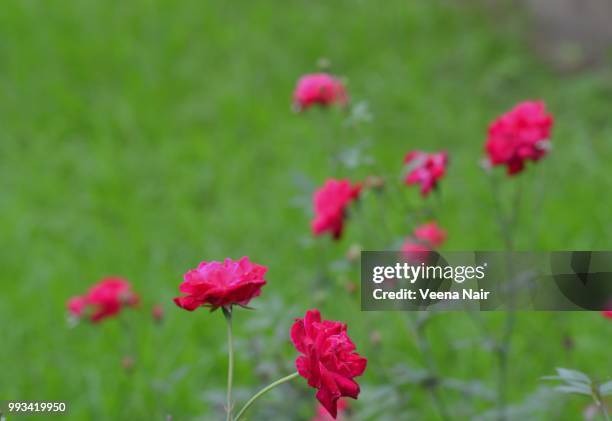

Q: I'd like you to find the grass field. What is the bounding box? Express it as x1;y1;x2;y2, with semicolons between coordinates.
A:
1;1;611;419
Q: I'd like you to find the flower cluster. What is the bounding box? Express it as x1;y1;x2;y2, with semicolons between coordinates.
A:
67;277;139;323
66;70;577;421
485;101;554;175
291;309;367;418
312;179;361;240
403;150;448;196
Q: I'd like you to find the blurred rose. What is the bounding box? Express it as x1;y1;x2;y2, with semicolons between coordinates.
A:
414;222;447;248
485;101;553;175
67;277;139;323
293;73;348;111
401;241;431;263
312;179;361;240
404;150;448;197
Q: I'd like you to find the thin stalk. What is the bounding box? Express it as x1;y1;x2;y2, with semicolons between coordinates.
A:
496;311;515;421
487;175;513;251
411;315;451;421
223;307;234;421
487;174;522;421
120;316;136;360
233;372;300;421
593;387;610;421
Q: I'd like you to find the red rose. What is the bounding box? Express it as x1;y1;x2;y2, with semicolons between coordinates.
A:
603;311;612;319
312;179;361;240
485;101;553;175
414;222;447;248
293;73;348;111
67;277;139;323
403;151;448;197
401;240;431;263
291;309;367;419
173;257;267;311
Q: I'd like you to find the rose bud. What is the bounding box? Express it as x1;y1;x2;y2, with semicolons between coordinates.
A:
152;305;164;323
363;175;385;191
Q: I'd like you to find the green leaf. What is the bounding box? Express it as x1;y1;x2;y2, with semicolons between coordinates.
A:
554;385;592;396
541;375;562;381
599;380;612;396
555;368;591;384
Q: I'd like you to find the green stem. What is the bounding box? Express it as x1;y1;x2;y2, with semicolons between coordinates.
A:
487;174;522;421
233;372;300;421
411;315;451;421
593;388;610;421
223;307;234;421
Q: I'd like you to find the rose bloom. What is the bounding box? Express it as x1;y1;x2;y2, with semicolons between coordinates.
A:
414;222;447;248
67;277;139;323
312;179;361;240
401;240;431;263
293;73;348;111
404;151;448;197
485;101;554;175
311;399;349;421
603;311;612;319
291;309;367;419
173;257;267;311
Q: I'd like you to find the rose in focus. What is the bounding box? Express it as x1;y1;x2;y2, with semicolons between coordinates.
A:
291;309;367;418
173;257;267;311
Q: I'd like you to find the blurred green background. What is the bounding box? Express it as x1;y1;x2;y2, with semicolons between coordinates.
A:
1;1;611;419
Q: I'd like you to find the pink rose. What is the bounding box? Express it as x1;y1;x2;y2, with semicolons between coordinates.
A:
293;73;348;111
414;222;447;248
485;101;553;175
312;179;361;240
173;257;267;311
404;151;448;197
67;277;139;323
